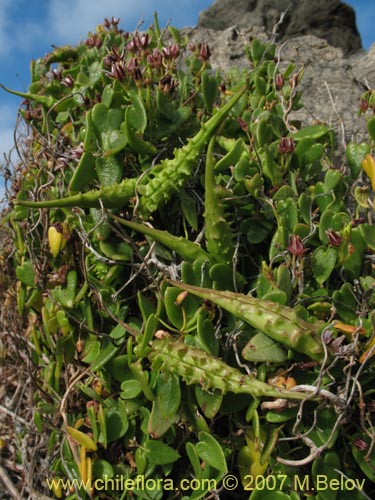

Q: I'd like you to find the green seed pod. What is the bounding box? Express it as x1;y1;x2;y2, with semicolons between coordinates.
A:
167;280;326;361
150;337;322;400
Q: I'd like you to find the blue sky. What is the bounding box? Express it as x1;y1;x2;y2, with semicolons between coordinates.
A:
0;0;374;199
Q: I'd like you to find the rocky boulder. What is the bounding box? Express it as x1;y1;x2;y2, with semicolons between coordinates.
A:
198;0;362;56
181;1;375;161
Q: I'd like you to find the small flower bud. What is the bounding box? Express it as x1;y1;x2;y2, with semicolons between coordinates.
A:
289;73;299;87
278;137;295;154
326;229;342;247
353;438;367;451
359;98;369;113
199;43;211;62
288;234;305;256
275;73;284;89
237;117;248;131
61;74;74;87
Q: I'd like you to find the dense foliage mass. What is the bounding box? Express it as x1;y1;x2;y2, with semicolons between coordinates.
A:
1;15;375;499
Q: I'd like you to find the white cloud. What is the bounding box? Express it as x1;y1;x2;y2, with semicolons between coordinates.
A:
45;0;211;46
46;0;142;45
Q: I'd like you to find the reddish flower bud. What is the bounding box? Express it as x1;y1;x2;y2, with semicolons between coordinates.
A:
158;74;178;94
219;81;226;93
326;229;342;247
352;217;365;227
199;43;211;62
289;73;299;87
127;38;137;52
352;438;367;451
140;33;150;49
275;73;284;89
237;117;248;131
278;137;295;154
61;74;74;87
359;98;369;113
288;234;305;256
85;34;102;48
147;48;163;68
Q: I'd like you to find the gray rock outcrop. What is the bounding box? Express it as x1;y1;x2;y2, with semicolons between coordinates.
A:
198;0;362;56
183;0;375;160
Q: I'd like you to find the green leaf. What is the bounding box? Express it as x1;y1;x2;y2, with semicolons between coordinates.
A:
196;432;227;473
312;452;340;500
346;142;370;179
293;124;329;141
195;386;223;418
105;401;129;442
186;442;203;480
214;138;244;173
209;262;246;291
367;116;375;141
307;408;339;449
16;261;35;286
305;143;324;163
69;152;96;191
120;379;142;399
311;247;337;285
332;283;358;322
95;155;123;186
323;169;342;192
92;459;114;479
181;193;198;230
124;107;157;155
128;91;147;133
360;223;375;250
256;119;272;146
197;313;219;355
242;332;287;363
148;397;178;438
90;341;119;371
202;70;218;113
265;406;298;423
144;440;180;465
254;75;267;95
99;240;132;261
351;434;375;481
155;372;181;418
105;355;131;382
81;338;101;364
164;286;200;329
294;137;314;165
92;103;122;135
342;227;366;279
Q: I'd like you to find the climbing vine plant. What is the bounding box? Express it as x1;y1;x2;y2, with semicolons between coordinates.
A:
2;14;375;500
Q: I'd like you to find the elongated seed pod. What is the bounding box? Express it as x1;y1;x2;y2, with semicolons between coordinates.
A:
167;280;326;361
137;84;247;217
150;337;320;400
110;215;210;262
14;178;137;209
204;135;234;264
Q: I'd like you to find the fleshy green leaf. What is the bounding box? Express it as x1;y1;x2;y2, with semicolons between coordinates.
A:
195;431;227;473
242;332;287;363
311;247;337;285
144;440;180;464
